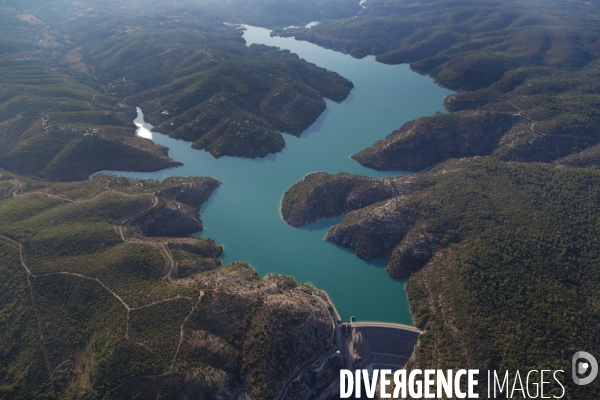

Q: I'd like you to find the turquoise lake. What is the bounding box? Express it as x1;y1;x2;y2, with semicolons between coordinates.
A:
106;25;453;325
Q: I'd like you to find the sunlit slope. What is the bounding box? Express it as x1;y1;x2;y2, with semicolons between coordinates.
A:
80;23;353;158
0;13;181;181
0;172;334;399
282;158;600;398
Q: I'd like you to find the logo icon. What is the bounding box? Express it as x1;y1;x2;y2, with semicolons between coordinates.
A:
572;351;598;386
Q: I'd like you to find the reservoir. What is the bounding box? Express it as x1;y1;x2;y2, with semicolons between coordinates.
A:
106;26;453;324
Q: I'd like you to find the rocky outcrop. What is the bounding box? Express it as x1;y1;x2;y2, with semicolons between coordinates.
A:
385;226;441;279
282;170;443;274
133;177;221;237
351;111;516;171
556;143;600;169
281;172;416;227
158;177;221;208
134;201;204;237
281;158;479;279
325;196;418;260
323;199;442;278
191;265;335;399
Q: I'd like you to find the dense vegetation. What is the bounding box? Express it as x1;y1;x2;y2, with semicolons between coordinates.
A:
81;20;353;158
0;171;334;399
352;110;516;171
281;158;600;398
90;31;353;158
276;2;600;397
281;171;416;227
0;0;353;179
405;160;600;399
5;0;600;398
278;0;600;170
0;13;182;180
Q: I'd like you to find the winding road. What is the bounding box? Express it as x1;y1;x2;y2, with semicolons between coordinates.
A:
0;183;201;388
276;291;338;400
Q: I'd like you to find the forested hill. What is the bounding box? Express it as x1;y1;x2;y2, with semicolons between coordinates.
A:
0;0;353;180
277;0;600;171
281;158;600;398
0;171;335;399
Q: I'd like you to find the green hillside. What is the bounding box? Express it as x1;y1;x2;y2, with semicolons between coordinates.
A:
277;0;600;170
0;2;353;179
281;158;600;398
0;171;334;399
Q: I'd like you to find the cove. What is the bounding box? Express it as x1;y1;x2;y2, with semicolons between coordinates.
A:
103;26;453;324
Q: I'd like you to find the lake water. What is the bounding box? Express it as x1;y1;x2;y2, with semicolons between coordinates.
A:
105;26;453;324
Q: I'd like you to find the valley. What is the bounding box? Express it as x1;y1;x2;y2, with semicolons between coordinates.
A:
2;0;600;398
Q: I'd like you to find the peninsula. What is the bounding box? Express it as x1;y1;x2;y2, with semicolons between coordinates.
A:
3;0;600;398
0;171;339;398
276;0;600;171
0;0;353;181
282;157;600;397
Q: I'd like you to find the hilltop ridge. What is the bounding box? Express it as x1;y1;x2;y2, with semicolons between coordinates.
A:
276;0;600;170
0;171;336;399
0;1;354;180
